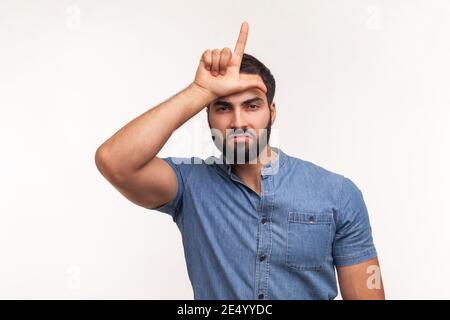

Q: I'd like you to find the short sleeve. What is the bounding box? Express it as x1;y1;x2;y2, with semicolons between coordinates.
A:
152;156;196;222
332;177;378;267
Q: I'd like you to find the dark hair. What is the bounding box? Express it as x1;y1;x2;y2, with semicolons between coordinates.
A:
240;53;276;106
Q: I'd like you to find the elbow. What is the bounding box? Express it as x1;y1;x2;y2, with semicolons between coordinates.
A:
94;146;124;183
95;146;110;176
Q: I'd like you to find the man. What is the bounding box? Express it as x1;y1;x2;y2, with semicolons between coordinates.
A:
95;22;385;300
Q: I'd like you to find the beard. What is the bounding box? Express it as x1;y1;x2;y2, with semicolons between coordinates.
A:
208;111;272;165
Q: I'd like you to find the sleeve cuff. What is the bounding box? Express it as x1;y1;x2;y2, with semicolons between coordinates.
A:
333;247;378;267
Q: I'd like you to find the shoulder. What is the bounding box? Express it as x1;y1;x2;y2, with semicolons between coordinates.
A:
164;156;205;165
286;153;366;215
162;155;220;177
285;153;357;203
287;153;345;185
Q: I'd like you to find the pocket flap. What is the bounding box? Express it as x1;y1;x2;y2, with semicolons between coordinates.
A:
288;212;333;224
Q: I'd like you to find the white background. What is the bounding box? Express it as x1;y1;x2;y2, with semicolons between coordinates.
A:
1;0;449;299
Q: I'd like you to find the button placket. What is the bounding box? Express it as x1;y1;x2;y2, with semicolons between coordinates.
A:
254;174;274;300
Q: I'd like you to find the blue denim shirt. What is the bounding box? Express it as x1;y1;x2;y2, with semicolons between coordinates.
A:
154;147;377;300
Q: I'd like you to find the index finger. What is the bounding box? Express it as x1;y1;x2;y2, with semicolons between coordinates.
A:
233;22;249;61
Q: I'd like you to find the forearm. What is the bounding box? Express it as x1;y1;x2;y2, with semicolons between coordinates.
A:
95;82;217;176
337;258;385;300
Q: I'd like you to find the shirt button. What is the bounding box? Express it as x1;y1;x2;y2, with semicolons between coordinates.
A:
258;293;264;299
259;255;266;262
261;217;267;224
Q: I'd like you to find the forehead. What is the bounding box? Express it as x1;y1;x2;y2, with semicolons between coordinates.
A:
212;74;267;104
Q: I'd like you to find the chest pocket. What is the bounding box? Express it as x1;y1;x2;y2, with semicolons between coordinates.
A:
286;212;333;271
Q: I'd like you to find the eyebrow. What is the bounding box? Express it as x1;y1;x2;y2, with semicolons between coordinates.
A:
211;97;264;108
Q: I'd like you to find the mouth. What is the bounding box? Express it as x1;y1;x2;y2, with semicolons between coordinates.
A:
228;133;253;142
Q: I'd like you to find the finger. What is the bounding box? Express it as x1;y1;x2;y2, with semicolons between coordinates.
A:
233;22;249;63
239;78;267;94
211;49;220;76
219;47;232;75
202;49;212;71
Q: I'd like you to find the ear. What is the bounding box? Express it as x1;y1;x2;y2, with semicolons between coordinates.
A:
270;101;276;125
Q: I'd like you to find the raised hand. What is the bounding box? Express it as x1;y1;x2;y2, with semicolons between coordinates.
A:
192;22;267;99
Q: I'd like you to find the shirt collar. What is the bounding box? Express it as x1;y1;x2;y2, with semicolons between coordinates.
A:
213;146;287;178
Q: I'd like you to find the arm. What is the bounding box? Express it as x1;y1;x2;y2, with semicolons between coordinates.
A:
94;83;216;209
337;257;385;300
94;22;267;209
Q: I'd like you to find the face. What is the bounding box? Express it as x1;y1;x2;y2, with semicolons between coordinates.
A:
207;73;276;164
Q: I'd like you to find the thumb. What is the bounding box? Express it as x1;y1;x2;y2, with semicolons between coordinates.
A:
238;78;268;94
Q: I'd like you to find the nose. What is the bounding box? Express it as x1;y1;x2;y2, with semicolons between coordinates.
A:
229;108;249;130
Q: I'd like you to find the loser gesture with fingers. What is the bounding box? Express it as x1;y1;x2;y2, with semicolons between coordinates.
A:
193;22;267;98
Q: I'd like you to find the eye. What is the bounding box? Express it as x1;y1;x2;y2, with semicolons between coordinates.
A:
217;106;230;111
247;104;259;110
